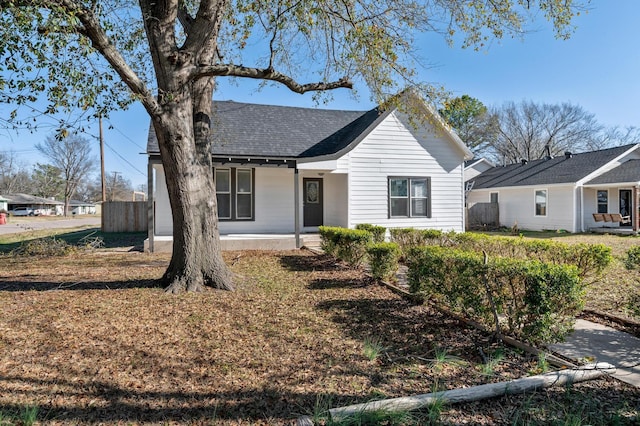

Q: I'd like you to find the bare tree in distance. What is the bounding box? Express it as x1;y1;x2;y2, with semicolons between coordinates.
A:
0;151;31;195
490;100;604;164
0;0;586;293
36;135;96;216
106;172;134;201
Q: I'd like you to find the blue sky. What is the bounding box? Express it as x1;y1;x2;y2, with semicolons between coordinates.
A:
0;0;638;190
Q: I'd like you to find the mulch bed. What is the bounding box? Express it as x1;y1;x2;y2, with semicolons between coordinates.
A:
0;249;638;425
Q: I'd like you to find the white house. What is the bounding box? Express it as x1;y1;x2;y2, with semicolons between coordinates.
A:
466;144;640;233
146;95;473;251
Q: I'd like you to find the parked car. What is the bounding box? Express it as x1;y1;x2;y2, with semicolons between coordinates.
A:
11;207;38;216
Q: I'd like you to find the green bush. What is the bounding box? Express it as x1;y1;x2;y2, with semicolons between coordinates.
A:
355;223;386;243
407;246;583;344
624;245;640;270
319;226;372;266
366;242;400;281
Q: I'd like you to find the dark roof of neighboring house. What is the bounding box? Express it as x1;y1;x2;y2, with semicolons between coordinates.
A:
469;144;638;189
585;159;640;185
146;101;385;159
1;193;64;205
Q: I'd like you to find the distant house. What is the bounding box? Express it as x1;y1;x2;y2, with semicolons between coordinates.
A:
2;193;64;216
146;95;473;252
70;200;97;215
466;144;640;233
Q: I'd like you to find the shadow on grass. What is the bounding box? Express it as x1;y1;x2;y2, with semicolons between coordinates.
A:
0;279;161;292
278;253;348;272
0;228;147;254
0;373;359;424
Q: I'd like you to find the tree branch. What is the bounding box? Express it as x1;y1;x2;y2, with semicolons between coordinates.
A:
194;64;352;93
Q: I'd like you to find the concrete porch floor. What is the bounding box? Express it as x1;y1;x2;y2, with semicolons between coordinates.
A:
144;233;321;252
589;227;637;235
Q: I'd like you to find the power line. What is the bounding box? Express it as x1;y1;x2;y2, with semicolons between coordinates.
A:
103;140;146;178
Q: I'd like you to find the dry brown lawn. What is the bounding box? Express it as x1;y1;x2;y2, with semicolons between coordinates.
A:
0;239;639;424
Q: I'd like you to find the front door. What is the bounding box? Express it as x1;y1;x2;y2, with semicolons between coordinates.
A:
303;178;323;227
620;189;632;226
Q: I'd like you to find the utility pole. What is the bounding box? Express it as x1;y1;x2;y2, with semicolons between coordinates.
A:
99;116;106;202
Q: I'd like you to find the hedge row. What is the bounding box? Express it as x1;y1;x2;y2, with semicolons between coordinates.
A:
407;246;584;344
318;226;400;280
390;228;612;280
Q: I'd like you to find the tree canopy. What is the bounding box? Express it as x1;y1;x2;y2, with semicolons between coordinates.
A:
0;0;587;292
439;95;498;155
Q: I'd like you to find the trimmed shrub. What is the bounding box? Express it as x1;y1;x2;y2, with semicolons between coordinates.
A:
319;226;372;266
407;246;583;344
355;223;386;243
367;242;400;281
624;245;640;270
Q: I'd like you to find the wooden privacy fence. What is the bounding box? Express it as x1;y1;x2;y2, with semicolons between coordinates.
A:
102;201;148;232
466;202;499;230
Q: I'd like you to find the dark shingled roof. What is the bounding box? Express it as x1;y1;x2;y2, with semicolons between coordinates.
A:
146;101;384;159
470;144;638;189
585;159;640;185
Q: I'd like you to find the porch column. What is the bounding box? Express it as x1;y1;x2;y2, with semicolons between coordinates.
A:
147;160;155;252
294;167;300;248
635;186;639;233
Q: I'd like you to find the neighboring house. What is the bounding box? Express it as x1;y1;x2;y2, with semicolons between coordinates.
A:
464;158;495;182
2;193;65;216
70;200;97;215
466;144;640;233
146;94;473;251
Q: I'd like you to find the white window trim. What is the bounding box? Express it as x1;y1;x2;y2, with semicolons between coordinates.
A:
235;168;253;220
596;189;608;214
534;188;548;217
215;168;232;219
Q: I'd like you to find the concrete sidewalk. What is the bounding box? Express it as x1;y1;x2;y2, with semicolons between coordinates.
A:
549;319;640;387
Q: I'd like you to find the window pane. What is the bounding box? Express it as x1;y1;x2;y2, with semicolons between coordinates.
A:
216;169;230;193
237;194;251;218
390;179;408;197
490;193;498;204
411;199;427;217
411;180;427;197
535;190;547;216
597;190;608;213
390;198;408;217
217;194;231;218
237;169;252;193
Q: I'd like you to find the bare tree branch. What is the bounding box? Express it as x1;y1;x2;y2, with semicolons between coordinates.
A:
194;64;352;93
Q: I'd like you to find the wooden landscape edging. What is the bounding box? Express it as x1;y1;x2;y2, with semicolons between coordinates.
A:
326;363;615;422
377;278;577;369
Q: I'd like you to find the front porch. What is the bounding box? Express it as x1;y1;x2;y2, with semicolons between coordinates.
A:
144;233;321;253
588;227;637;235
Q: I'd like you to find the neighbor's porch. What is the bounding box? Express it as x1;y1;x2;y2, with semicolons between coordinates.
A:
582;185;640;234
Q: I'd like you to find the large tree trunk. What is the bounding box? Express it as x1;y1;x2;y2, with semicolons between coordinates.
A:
139;0;234;293
153;102;234;293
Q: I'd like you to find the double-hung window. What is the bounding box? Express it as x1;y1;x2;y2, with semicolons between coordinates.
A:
388;177;430;218
597;190;608;214
215;167;254;220
534;189;547;216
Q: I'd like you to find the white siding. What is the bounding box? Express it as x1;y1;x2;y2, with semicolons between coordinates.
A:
489;186;576;232
154;165;172;236
323;173;348;228
344;111;466;232
153;166;297;235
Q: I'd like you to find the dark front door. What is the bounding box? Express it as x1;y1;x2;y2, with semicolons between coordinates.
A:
620;189;632;226
303;178;323;227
